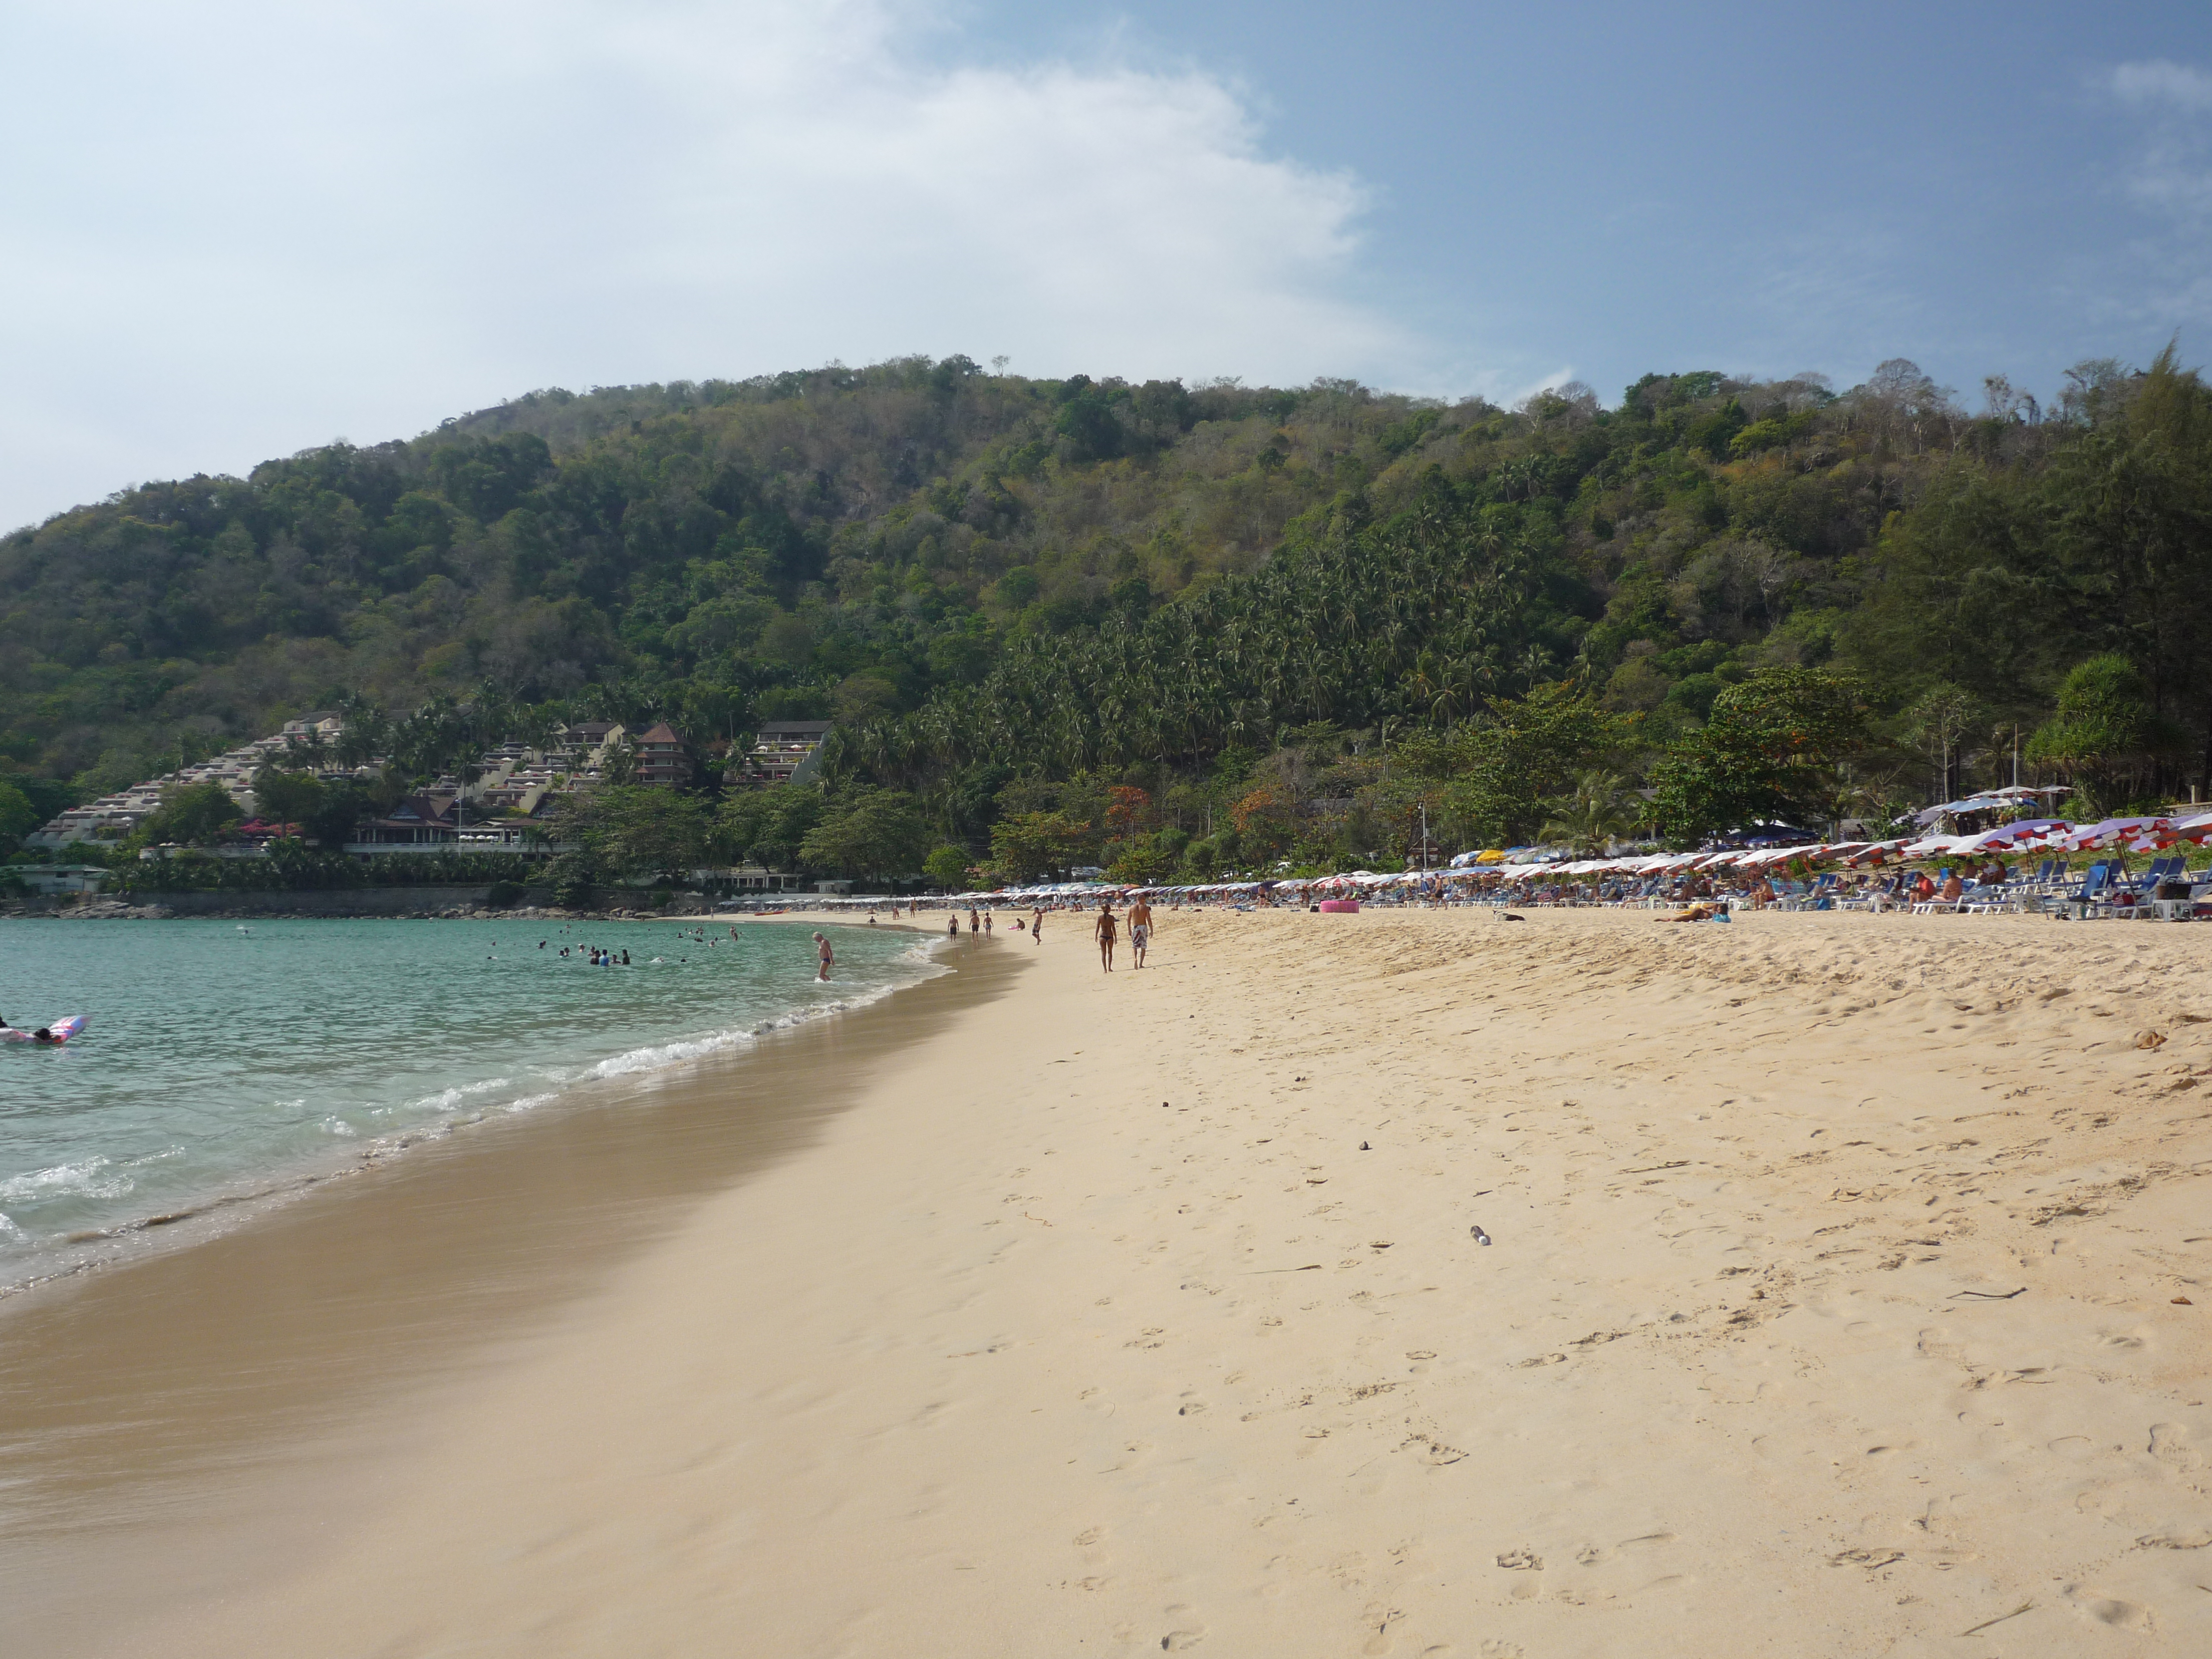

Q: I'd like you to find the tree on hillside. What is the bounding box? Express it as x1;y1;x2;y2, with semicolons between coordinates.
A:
716;785;824;871
796;787;932;881
987;810;1092;884
250;762;327;826
1394;682;1627;849
2024;654;2186;814
1901;683;1981;802
923;845;974;891
134;781;243;848
1538;769;1642;855
556;785;708;883
2044;343;2212;788
1647;668;1871;842
0;780;37;858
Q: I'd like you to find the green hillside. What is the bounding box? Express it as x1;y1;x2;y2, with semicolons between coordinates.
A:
5;348;2209;874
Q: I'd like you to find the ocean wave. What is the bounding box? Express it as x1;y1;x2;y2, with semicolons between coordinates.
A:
579;954;944;1082
399;1076;515;1116
1;1156;135;1203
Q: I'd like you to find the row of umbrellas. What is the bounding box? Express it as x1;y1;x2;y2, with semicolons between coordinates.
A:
816;813;2212;906
1472;812;2212;881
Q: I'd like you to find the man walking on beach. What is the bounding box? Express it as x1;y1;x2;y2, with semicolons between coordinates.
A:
813;931;833;981
1093;901;1118;972
1128;895;1153;969
1032;904;1044;943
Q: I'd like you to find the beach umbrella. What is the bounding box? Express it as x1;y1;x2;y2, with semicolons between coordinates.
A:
1842;838;1910;867
1955;818;2068;854
2062;815;2171;853
2169;810;2212;844
1898;833;1973;859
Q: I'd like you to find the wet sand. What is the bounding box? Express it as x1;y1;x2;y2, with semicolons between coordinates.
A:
0;935;1024;1651
8;908;2212;1656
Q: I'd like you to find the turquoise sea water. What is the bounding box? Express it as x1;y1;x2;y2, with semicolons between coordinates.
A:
0;917;940;1290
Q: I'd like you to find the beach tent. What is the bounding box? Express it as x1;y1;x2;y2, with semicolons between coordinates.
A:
1909;787;2069;828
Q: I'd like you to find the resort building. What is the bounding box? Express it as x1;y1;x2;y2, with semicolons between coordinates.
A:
727;865;810;893
26;712;357;849
739;720;832;787
344;795;460;854
631;722;693;787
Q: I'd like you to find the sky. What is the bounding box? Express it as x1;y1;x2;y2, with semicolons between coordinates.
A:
5;1;2212;531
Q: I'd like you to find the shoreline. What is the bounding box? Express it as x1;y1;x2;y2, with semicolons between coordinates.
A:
0;917;949;1301
8;909;2212;1653
0;937;1026;1653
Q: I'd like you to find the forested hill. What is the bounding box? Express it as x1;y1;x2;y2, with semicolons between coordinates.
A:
3;359;1463;794
5;350;2210;834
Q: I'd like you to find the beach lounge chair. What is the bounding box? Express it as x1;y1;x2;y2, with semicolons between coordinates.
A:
1964;873;2016;915
1912;870;1970;914
2046;862;2115;917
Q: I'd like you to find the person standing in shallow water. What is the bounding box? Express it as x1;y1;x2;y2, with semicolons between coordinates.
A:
813;931;833;981
1093;900;1118;972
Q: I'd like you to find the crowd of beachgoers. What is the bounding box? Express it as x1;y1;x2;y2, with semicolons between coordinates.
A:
770;802;2212;923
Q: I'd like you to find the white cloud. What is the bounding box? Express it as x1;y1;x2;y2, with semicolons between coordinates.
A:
2110;59;2212;112
0;0;1418;530
2102;58;2212;227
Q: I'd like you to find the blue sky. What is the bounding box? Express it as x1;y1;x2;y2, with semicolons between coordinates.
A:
4;2;2210;530
969;2;2212;403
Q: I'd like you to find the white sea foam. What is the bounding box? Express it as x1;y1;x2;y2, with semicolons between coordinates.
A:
579;953;946;1083
1;1156;134;1203
403;1076;514;1116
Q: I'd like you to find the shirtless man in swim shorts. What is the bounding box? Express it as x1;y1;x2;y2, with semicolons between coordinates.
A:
813;931;833;981
1127;896;1153;968
1093;901;1118;972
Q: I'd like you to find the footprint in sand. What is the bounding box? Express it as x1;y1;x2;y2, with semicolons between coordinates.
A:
2149;1422;2203;1474
2064;1584;2155;1629
1160;1603;1207;1648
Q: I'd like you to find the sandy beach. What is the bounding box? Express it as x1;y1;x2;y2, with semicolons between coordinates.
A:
7;907;2212;1655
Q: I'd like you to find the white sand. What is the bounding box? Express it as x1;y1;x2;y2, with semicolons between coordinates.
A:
105;910;2212;1653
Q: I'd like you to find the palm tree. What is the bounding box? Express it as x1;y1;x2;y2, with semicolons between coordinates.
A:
1538;769;1642;855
